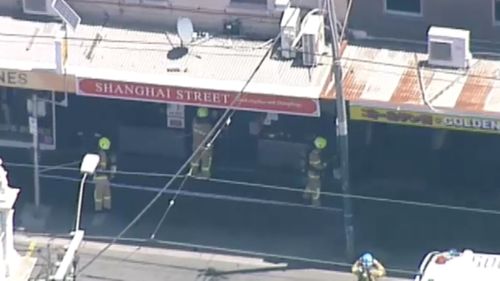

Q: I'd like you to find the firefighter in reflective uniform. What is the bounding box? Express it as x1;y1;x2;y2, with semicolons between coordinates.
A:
352;253;386;281
94;137;117;212
190;107;213;178
303;136;328;206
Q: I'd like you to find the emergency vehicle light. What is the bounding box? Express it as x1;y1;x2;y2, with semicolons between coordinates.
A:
435;255;448;264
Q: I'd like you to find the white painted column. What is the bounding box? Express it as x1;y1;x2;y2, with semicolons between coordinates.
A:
0;158;20;280
0;214;5;280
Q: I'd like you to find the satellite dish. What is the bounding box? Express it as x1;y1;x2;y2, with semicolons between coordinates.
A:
177;17;194;46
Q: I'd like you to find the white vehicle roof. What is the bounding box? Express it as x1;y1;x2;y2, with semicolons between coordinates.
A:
415;249;500;281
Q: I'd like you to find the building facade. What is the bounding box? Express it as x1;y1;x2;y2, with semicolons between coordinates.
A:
0;0;347;181
349;0;500;42
1;0;347;39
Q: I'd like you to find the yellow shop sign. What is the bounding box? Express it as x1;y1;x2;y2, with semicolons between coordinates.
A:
350;106;500;134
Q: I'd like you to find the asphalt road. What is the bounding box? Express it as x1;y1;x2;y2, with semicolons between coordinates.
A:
4;122;500;278
16;234;411;281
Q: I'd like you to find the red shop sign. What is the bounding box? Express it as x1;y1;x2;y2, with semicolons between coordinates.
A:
77;79;320;117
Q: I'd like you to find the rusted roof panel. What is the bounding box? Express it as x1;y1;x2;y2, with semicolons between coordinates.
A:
455;60;497;111
390;61;432;105
340;46;379;100
330;43;500;117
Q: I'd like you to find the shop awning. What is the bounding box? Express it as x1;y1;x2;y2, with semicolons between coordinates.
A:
323;41;500;133
325;42;500;118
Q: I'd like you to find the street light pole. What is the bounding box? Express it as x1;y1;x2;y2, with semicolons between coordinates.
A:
327;0;355;260
50;154;99;281
31;94;41;208
75;173;88;231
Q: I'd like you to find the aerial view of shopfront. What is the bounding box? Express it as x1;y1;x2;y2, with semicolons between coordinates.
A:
0;15;339;188
326;39;500;203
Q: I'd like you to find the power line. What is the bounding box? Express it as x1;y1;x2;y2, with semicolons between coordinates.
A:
149;175;189;240
37;173;343;212
20;231;418;277
0;32;272;51
31;169;500;217
339;0;355;43
0;31;498;82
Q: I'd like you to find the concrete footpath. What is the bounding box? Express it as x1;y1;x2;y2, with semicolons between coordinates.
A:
15;234;410;281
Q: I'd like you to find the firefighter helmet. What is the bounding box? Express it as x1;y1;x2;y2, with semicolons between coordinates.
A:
314;136;327;150
197;107;209;118
99;137;111;151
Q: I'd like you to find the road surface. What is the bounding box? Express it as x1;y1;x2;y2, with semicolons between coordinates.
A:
3;123;500;277
15;234;411;281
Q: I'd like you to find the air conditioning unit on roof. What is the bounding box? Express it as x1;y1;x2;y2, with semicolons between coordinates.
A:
302;14;324;67
427;26;471;69
280;6;301;59
22;0;58;16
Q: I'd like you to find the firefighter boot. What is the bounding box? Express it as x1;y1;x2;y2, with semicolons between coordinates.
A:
189;162;200;177
200;166;211;179
311;188;321;207
311;198;321;207
303;189;311;200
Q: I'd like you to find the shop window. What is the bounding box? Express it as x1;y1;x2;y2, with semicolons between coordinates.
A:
0;88;54;148
385;0;422;15
495;0;500;23
0;88;10;127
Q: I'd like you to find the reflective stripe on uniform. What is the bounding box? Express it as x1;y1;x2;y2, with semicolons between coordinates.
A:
309;160;321;165
193;129;207;136
311;189;320;200
94;176;108;180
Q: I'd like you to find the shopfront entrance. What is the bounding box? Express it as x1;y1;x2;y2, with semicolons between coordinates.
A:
58;77;328;182
349;104;500;199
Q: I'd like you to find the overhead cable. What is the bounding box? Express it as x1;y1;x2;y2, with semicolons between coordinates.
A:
0;32;497;82
35;172;500;217
39;173;343;212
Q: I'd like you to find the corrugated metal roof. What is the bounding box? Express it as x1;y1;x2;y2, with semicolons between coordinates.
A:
0;16;332;99
329;43;500;117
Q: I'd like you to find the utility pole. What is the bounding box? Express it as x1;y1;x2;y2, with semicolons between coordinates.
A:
30;94;41;208
327;0;355;260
